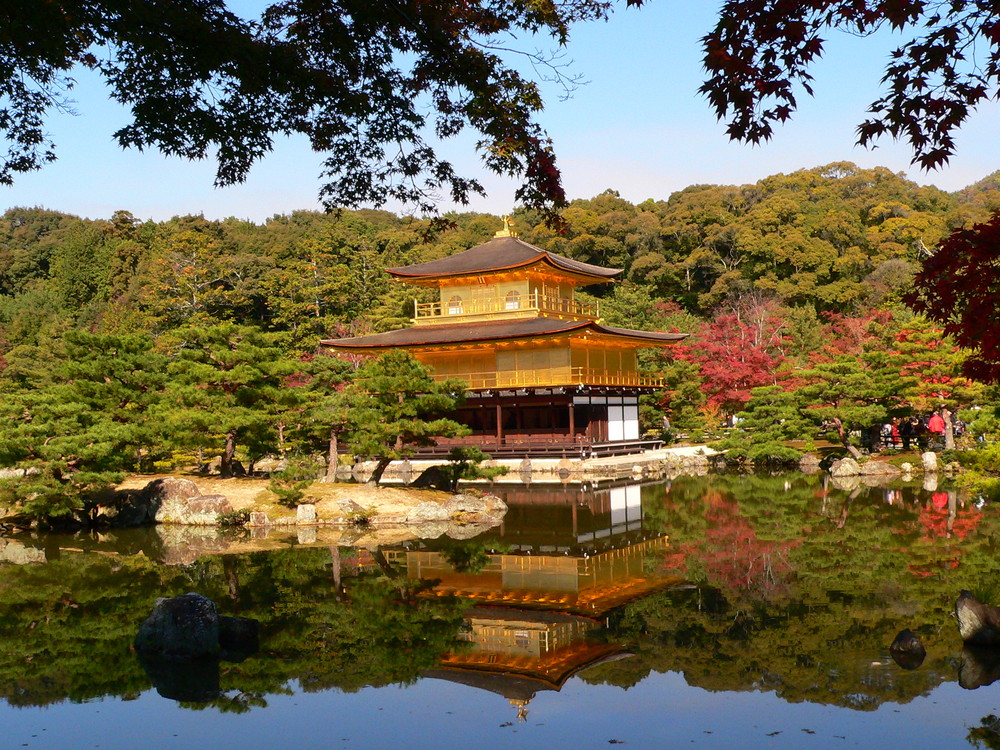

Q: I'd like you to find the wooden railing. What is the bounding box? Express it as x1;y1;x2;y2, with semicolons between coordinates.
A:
415;292;599;321
412;435;665;457
432;366;663;389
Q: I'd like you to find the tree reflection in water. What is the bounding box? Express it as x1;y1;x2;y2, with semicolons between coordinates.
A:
0;472;996;736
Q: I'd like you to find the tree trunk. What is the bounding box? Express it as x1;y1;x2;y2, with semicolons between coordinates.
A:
367;455;393;486
943;407;956;450
836;485;863;529
393;395;405;452
223;555;242;605
221;431;237;476
277;420;287;458
371;547;399;579
833;417;862;460
326;428;339;481
329;545;345;601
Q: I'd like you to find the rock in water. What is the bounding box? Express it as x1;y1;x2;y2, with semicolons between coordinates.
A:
218;616;260;662
959;646;1000;690
444;493;508;523
956;590;1000;647
405;501;450;524
889;629;926;670
830;457;861;477
138;653;221;702
134;592;221;659
155;493;233;525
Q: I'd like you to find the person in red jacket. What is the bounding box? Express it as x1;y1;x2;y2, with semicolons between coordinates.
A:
928;411;946;435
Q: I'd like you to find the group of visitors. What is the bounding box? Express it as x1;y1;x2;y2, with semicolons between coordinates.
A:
871;410;965;451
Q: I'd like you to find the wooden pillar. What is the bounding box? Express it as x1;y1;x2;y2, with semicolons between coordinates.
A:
496;401;503;445
569;400;575;438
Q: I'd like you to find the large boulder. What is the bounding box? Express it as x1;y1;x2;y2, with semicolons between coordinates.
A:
138;652;221;702
155;493;233;526
889;628;926;670
0;539;45;564
681;454;710;469
829;457;861;477
253;456;287;474
336;497;367;516
956;590;1000;647
798;454;822;474
153;525;235;566
410;465;451;490
922;451;938;473
150;477;203;502
444;493;507;523
134;592;260;662
405;501;450;524
860;461;901;476
134;593;222;659
959;647;1000;690
829;474;861;492
100;477;204;528
296;503;317;525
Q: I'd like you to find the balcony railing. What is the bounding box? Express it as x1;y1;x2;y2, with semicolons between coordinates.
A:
415;292;599;321
432;366;663;390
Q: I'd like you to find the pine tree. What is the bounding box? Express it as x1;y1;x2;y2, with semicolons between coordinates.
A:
345;351;468;485
164;324;299;475
0;332;167;520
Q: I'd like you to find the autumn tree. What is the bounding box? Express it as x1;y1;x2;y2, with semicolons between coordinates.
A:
908;213;1000;383
701;1;1000;170
673;294;788;414
889;315;983;413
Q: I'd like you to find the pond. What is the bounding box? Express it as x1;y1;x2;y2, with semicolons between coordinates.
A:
1;472;999;750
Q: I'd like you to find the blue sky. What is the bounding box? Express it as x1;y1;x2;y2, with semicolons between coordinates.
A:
2;1;998;223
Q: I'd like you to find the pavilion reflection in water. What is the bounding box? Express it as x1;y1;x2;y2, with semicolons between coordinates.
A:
388;480;680;720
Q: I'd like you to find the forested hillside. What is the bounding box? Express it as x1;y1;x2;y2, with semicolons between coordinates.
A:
3;162;1000;518
5;162;998;350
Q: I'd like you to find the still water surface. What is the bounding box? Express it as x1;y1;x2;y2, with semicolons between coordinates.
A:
1;472;998;750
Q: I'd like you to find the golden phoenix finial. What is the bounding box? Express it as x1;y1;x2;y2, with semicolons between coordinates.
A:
494;215;518;238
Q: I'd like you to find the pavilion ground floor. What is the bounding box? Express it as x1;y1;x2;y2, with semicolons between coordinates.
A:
418;387;663;458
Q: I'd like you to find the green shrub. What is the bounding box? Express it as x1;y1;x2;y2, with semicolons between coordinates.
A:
269;455;319;507
218;509;250;527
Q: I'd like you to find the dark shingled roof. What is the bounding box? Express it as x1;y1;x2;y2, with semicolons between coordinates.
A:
320;318;688;349
386;236;621;280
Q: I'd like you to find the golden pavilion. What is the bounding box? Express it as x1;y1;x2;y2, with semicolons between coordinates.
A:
320;218;688;456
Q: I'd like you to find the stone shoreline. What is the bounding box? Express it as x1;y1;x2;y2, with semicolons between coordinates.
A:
111;475;508;530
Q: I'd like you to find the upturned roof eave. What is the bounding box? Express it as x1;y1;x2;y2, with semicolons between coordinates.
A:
387;255;620;283
319;319;593;350
385;236;622;282
319;320;689;351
